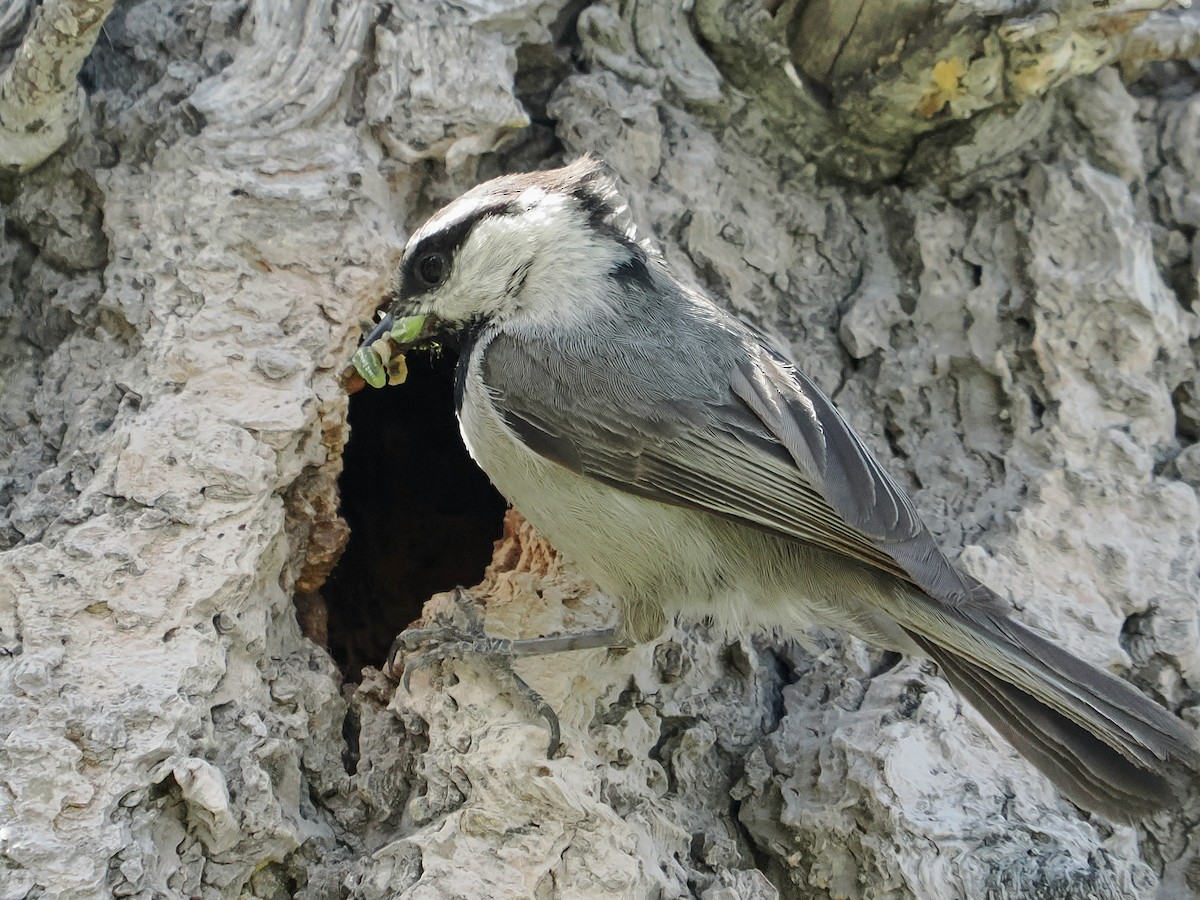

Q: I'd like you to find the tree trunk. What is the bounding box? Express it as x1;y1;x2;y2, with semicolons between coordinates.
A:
1;1;1198;897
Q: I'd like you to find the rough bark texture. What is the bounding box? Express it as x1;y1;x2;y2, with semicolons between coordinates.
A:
1;1;1199;897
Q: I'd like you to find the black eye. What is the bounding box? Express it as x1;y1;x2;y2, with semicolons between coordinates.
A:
416;251;449;287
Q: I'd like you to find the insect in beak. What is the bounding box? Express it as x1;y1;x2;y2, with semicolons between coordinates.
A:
344;313;433;393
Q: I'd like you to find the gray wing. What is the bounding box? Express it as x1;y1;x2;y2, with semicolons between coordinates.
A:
480;325;984;609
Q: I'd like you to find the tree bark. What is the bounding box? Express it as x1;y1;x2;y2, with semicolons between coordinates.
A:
1;1;1198;897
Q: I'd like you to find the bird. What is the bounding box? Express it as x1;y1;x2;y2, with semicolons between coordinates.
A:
350;156;1198;822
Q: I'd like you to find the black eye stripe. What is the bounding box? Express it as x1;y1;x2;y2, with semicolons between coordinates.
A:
399;200;517;298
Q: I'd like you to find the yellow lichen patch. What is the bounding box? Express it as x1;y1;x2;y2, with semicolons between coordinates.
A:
917;57;969;118
1009;36;1079;100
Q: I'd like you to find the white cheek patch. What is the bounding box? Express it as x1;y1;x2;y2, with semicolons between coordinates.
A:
430;219;528;323
410;191;628;328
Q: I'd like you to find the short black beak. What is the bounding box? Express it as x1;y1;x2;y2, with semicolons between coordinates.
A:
361;312;395;348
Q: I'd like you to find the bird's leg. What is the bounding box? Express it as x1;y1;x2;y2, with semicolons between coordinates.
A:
388;587;627;756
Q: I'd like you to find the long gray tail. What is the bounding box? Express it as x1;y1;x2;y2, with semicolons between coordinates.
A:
894;590;1198;821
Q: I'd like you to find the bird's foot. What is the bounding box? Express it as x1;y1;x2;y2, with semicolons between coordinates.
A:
387;587;487;688
388;588;626;756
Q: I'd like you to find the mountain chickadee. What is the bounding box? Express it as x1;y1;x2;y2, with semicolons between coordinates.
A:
352;157;1197;822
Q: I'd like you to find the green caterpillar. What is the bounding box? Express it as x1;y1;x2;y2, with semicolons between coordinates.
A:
351;314;430;389
351;345;387;389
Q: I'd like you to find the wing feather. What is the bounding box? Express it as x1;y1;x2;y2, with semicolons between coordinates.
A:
480;327;978;604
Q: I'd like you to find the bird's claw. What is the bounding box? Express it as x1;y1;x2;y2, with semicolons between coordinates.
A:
386;587;485;677
386;589;563;757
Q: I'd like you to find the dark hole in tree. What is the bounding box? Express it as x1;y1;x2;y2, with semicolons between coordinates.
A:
324;348;508;680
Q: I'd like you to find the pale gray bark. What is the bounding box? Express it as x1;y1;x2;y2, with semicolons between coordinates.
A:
1;1;1198;898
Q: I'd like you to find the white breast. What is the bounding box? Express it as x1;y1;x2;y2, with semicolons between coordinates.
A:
455;336;920;651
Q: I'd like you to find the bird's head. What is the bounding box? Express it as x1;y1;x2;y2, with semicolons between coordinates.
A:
379;157;641;348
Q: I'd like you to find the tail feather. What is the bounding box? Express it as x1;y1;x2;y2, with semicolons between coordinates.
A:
892;587;1198;820
911;633;1175;821
985;614;1189;765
